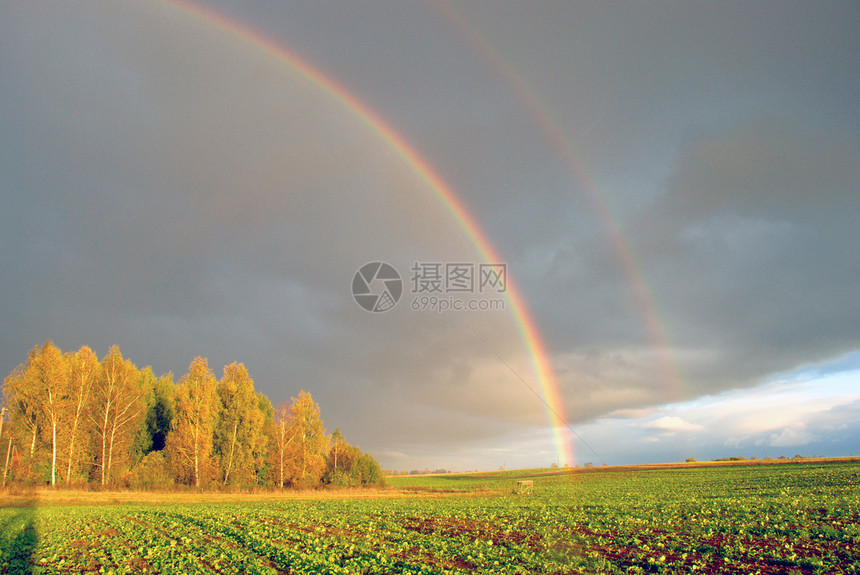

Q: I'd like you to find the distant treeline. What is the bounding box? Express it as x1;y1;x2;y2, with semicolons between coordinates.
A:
0;341;383;489
386;468;455;476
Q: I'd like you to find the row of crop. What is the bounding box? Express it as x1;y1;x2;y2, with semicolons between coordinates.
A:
3;500;577;574
4;461;859;574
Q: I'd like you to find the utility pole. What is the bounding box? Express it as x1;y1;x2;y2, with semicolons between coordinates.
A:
0;407;7;487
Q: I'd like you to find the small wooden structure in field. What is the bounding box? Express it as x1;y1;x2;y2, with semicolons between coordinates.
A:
515;480;533;495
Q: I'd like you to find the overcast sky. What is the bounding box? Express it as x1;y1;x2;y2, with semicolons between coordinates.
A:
2;1;858;471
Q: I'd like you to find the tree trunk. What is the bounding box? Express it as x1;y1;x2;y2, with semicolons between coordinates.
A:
67;372;88;484
27;422;37;479
279;445;284;488
101;404;110;485
29;422;36;456
66;418;78;484
107;422;117;485
193;420;200;488
224;422;238;486
301;433;307;480
279;422;285;488
2;437;11;487
51;417;57;486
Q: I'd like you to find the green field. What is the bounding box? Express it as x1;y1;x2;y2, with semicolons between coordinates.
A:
2;460;858;574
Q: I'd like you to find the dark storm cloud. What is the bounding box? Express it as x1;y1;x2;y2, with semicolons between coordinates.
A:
2;0;859;468
631;116;860;395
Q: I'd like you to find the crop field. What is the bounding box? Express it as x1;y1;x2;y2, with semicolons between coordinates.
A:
1;460;858;574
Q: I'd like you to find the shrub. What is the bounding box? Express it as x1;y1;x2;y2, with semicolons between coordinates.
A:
130;451;171;489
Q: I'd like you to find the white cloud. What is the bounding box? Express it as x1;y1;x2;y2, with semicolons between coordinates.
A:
723;436;745;449
645;416;703;431
605;407;657;420
765;425;814;448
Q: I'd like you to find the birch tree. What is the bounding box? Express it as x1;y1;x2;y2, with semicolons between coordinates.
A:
287;390;327;486
166;357;218;488
28;342;67;485
92;346;142;485
269;403;295;488
329;429;347;475
65;346;98;483
215;362;266;486
2;363;42;481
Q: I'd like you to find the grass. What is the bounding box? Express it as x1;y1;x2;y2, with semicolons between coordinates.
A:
0;485;426;508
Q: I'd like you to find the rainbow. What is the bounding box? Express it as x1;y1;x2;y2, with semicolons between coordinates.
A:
436;4;684;400
149;0;575;465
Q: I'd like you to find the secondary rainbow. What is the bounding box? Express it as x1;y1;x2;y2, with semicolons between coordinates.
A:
437;3;684;399
152;0;575;465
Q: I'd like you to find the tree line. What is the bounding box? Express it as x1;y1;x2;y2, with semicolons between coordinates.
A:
0;341;383;489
